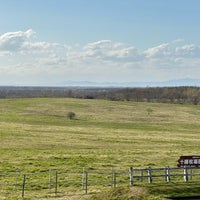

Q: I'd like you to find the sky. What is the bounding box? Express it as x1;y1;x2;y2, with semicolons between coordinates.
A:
0;0;200;86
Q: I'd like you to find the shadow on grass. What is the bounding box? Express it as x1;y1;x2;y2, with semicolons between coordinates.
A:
146;182;200;199
169;197;200;200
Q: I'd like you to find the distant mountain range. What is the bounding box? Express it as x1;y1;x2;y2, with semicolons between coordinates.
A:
63;78;200;87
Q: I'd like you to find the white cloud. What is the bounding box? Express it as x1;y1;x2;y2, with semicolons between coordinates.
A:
82;40;140;61
0;29;68;55
0;29;35;52
175;44;200;58
144;43;171;58
0;29;200;85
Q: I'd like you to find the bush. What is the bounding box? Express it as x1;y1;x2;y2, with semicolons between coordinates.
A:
67;112;76;120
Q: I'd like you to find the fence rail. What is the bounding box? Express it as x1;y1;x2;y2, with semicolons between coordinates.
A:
0;166;200;199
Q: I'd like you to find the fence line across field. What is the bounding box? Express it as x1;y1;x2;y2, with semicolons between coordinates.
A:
0;166;200;198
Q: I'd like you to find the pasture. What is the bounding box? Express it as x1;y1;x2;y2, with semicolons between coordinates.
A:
0;98;200;199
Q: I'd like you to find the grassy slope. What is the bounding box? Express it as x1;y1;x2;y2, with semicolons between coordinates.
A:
0;98;200;198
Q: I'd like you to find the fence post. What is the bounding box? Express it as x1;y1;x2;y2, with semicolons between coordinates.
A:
148;166;152;183
55;171;58;195
14;171;19;194
129;167;133;186
49;169;52;192
165;166;170;182
112;171;116;188
184;167;188;182
82;168;85;190
85;171;88;194
140;170;143;182
22;174;26;198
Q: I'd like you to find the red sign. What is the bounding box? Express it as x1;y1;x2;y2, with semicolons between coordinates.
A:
178;156;200;168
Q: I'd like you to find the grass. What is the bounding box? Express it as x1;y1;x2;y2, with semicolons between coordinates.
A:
88;186;152;200
0;98;200;199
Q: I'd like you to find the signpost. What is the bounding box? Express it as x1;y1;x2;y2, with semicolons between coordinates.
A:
178;156;200;168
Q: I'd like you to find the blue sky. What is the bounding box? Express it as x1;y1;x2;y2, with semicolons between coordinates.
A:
0;0;200;86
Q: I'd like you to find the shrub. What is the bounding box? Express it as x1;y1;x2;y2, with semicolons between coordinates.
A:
67;112;76;120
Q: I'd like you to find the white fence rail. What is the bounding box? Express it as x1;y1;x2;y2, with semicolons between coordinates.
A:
129;166;200;185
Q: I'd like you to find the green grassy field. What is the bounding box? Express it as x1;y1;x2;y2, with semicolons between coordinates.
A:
0;98;200;199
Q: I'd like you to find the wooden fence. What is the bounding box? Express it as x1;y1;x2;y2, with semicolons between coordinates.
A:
0;166;200;199
129;166;200;186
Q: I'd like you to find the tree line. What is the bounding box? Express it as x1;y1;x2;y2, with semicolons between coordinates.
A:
0;86;200;105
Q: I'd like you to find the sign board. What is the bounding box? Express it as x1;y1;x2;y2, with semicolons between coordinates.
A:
178;156;200;168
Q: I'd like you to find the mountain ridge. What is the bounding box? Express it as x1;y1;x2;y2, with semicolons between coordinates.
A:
62;78;200;87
